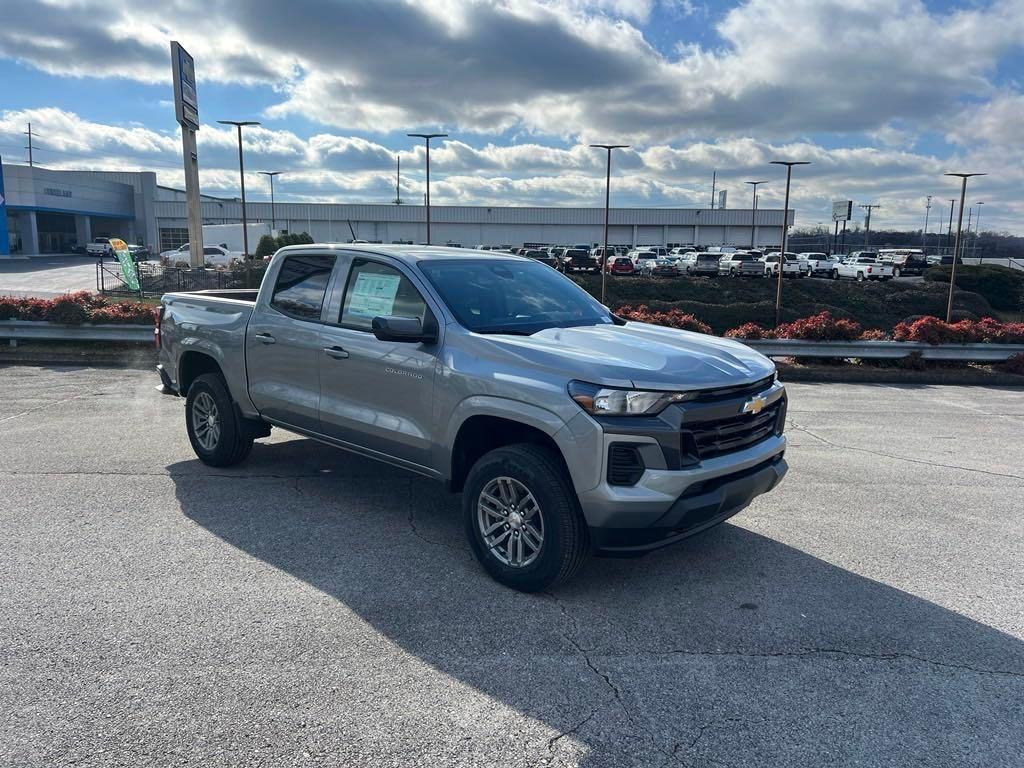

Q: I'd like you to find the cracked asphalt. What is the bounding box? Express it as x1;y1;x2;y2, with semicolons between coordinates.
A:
2;365;1022;767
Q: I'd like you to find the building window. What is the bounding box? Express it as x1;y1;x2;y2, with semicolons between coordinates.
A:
159;228;189;253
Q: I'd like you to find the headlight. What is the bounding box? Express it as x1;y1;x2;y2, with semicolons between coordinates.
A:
568;380;695;416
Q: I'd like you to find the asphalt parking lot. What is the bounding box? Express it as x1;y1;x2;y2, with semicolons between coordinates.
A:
2;366;1022;767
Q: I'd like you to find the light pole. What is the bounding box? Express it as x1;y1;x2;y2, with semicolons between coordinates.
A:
407;133;448;245
769;161;810;327
218;119;261;287
590;143;629;305
923;195;932;249
943;173;986;322
745;180;768;249
859;203;880;248
258;171;283;232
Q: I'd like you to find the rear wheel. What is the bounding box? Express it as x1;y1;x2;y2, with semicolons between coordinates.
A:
185;373;254;467
832;268;840;279
463;444;589;592
894;267;902;277
856;272;865;282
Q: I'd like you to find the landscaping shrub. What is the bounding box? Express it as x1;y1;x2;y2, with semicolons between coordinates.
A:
724;323;775;340
615;304;712;334
774;311;863;341
859;329;888;341
255;234;278;259
891;316;1024;344
924;265;1024;311
0;292;155;325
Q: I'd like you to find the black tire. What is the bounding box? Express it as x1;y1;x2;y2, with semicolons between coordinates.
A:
832;269;840;279
856;272;865;282
894;267;901;278
185;373;254;467
463;444;589;592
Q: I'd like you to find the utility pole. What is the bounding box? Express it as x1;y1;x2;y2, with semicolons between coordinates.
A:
745;180;768;249
974;202;984;259
859;203;880;248
258;171;282;231
590;144;629;305
923;195;932;249
407;133;447;245
946;199;956;252
943;172;986;322
710;171;717;209
23;123;35;167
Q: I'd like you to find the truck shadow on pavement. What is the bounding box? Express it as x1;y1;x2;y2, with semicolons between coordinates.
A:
169;437;1024;767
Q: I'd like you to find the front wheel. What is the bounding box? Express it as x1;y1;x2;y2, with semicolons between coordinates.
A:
856;272;865;282
463;444;589;592
893;267;901;278
185;373;254;467
832;269;840;279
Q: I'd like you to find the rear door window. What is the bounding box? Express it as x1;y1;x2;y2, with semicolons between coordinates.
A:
270;253;336;321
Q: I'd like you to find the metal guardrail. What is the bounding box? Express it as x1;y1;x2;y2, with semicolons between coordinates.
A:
0;321;154;343
742;338;1024;361
1;321;1021;360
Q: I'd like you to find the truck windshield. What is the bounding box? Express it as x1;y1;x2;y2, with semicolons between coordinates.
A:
419;259;613;335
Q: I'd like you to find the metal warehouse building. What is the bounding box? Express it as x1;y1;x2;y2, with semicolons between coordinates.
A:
1;163;795;256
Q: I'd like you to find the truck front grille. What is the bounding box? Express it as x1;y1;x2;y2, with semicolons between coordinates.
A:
682;400;784;460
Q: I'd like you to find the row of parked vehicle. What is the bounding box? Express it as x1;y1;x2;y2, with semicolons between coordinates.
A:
506;243;938;283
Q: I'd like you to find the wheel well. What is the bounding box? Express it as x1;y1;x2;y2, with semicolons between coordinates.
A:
178;351;223;395
449;416;567;493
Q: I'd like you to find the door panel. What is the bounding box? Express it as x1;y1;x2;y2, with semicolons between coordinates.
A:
245;252;336;431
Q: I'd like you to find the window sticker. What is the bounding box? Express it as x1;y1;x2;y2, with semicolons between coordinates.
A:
347;271;402;318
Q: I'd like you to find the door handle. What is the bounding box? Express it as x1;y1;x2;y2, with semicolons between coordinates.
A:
323;346;349;359
254;332;276;344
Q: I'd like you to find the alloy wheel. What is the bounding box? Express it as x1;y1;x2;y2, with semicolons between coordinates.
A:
191;391;221;451
477;477;544;568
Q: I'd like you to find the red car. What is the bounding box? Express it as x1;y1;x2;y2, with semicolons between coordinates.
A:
606;257;636;276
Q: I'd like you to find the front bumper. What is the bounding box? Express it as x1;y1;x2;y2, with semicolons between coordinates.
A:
575;381;788;554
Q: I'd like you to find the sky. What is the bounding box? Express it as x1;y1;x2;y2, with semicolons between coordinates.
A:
0;0;1022;233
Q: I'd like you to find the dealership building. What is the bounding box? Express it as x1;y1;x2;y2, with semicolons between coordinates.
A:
1;163;795;256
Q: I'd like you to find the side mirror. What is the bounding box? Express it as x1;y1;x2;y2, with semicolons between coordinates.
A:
371;315;437;344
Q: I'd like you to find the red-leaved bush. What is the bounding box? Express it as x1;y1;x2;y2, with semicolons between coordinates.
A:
0;292;156;325
724;323;776;340
891;316;1024;344
774;311;863;341
859;329;888;341
615;304;712;334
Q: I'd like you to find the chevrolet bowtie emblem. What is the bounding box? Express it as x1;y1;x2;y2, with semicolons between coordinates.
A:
741;395;767;415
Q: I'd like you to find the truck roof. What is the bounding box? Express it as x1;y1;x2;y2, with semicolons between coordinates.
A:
275;243;524;264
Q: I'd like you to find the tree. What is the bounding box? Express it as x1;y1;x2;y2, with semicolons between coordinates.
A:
255;234;278;259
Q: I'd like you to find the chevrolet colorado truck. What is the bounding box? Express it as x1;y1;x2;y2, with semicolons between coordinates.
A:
157;245;788;591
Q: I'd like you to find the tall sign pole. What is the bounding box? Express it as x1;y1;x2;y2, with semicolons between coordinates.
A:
0;156;9;256
171;42;203;268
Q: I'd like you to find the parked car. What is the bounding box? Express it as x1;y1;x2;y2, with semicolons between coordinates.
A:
562;248;600;273
643;258;680;277
877;249;929;277
590;246;618;265
128;244;151;261
523;249;560;269
86;237;114;258
157;244;787;591
160;243;243;268
606;256;636;276
718;251;766;277
676;251;722;276
762;252;810;278
629;250;659;273
834;253;894;281
798;252;841;276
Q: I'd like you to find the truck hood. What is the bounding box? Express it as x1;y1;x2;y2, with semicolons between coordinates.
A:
484;321;775;391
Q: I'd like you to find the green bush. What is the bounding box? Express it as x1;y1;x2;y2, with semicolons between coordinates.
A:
255;234;278;258
924;265;1024;311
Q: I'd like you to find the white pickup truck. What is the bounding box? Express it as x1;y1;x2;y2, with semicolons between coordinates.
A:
86;237;114;258
834;252;894;281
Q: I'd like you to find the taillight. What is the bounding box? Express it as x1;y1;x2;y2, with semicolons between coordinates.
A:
155;305;165;348
867;267;873;273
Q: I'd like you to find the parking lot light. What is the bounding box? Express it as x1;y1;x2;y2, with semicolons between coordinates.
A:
590;144;629;304
745;181;768;249
218;119;261;287
943;173;986;322
407;133;448;245
769;161;810;327
258;171;283;232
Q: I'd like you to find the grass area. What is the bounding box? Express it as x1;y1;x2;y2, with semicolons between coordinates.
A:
572;274;996;333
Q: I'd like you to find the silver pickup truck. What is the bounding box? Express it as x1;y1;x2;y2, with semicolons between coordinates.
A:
157;245;788;591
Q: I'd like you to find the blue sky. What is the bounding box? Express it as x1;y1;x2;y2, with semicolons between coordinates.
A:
1;0;1022;232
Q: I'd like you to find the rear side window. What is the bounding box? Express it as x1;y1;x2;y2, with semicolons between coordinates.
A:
340;259;427;331
270;254;336;321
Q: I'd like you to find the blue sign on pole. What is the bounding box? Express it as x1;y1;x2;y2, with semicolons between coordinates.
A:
0;156;9;256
